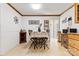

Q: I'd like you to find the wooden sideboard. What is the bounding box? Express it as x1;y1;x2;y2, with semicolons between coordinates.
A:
59;33;79;56
68;34;79;56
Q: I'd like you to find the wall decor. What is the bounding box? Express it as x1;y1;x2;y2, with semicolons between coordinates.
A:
68;17;72;21
38;23;42;32
68;17;72;27
29;20;40;25
62;17;68;23
13;16;19;24
75;3;79;23
44;20;49;32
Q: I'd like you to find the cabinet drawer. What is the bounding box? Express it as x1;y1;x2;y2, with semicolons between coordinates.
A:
68;35;79;40
69;39;79;48
68;46;79;56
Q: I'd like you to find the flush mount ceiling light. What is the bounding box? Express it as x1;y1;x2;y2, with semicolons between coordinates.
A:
31;4;41;10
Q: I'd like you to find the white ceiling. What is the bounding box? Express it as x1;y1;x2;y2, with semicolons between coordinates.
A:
10;3;74;15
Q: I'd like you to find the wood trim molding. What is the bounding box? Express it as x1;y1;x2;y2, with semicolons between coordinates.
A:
22;15;60;16
75;3;77;23
7;3;23;16
7;3;60;16
60;4;74;16
7;3;74;16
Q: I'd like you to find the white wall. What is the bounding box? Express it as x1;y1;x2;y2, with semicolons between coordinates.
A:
60;6;79;33
0;4;1;52
0;4;22;54
21;16;60;42
0;3;64;55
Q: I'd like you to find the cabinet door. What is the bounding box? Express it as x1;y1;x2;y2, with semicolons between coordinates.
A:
20;32;26;43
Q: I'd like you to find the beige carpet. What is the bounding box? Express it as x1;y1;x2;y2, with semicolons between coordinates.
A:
4;40;71;56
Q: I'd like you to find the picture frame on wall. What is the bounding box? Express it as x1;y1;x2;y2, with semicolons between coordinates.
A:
29;20;40;25
62;17;68;23
75;3;79;23
13;16;19;24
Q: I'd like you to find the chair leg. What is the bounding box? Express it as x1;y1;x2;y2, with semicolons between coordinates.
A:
34;42;38;49
46;44;49;49
43;43;45;49
29;42;34;48
40;42;42;48
34;42;36;49
34;45;36;49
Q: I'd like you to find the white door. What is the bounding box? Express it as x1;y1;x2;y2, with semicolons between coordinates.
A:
53;20;59;39
49;20;54;41
49;19;59;43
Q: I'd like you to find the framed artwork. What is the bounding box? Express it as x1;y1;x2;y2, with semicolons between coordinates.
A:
62;17;68;23
75;3;79;23
13;16;19;24
68;17;72;27
29;20;40;25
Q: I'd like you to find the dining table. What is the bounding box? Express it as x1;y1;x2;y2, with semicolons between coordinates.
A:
29;32;49;49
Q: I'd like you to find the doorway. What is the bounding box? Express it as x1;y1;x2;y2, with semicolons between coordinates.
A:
49;19;59;44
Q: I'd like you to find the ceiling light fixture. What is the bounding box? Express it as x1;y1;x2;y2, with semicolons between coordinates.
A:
31;4;41;10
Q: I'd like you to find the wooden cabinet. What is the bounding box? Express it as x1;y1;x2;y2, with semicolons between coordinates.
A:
75;3;79;23
20;32;26;43
60;33;79;55
57;31;61;42
68;34;79;56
